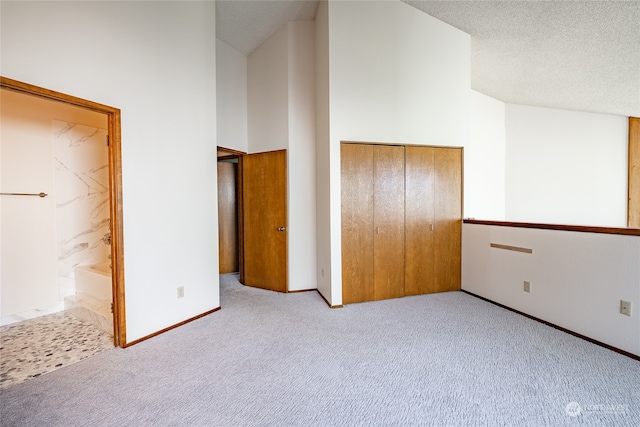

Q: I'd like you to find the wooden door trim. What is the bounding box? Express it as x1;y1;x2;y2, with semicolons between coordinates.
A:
341;140;464;150
237;155;245;283
217;162;240;274
217;146;247;156
216;146;246;282
629;117;640;228
1;76;127;347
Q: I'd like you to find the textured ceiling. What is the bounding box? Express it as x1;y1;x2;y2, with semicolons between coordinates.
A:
216;0;318;55
216;0;640;117
405;1;640;117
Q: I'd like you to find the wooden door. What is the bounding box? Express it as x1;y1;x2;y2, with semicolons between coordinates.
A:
217;161;239;274
433;148;462;292
341;144;375;304
373;145;405;300
242;150;287;292
405;146;436;295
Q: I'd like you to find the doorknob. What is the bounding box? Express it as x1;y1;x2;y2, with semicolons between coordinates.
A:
278;227;286;232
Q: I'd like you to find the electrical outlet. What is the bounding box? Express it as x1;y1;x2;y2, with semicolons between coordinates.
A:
620;300;632;316
523;281;531;293
177;286;184;299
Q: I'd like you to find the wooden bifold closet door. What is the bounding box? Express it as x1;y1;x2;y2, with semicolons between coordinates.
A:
404;146;435;295
341;144;374;304
341;143;461;304
405;146;461;295
341;144;405;304
372;145;405;300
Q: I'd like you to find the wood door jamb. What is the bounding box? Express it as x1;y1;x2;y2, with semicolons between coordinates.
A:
628;117;640;228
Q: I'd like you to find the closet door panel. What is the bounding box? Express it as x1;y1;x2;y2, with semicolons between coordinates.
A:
373;145;405;300
341;144;375;304
433;148;462;292
405;146;435;295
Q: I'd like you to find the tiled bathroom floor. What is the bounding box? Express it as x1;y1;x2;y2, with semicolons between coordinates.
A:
0;311;114;389
0;302;66;327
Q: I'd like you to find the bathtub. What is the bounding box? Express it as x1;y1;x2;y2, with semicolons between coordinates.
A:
74;262;112;301
67;262;114;336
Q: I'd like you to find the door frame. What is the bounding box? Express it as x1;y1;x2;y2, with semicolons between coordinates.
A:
1;76;127;347
217;146;245;281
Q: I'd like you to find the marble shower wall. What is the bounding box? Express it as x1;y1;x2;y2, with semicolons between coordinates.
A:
53;120;110;298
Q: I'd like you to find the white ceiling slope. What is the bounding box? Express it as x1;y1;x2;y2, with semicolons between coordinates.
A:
216;0;640;118
216;0;318;55
405;1;640;117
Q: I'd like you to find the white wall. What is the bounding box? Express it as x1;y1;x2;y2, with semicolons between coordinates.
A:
462;223;640;356
247;25;289;153
0;89;59;316
505;104;628;227
468;90;506;220
315;0;332;301
247;21;317;291
53;120;110;300
1;1;219;342
0;89;107;315
287;21;317;291
321;0;472;305
216;39;248;153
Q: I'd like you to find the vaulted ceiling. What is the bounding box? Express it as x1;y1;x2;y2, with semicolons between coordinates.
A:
216;1;640;118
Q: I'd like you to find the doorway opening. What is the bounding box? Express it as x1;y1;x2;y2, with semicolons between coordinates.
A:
216;147;288;292
0;77;126;347
217;147;244;280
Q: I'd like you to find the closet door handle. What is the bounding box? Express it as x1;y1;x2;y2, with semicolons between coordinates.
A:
430;224;434;231
278;227;286;232
376;226;380;234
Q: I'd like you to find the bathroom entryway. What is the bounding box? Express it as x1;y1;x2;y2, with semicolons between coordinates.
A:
0;77;126;347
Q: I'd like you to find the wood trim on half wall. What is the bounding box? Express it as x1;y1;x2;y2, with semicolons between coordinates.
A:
629;117;640;228
464;219;640;236
1;76;127;347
